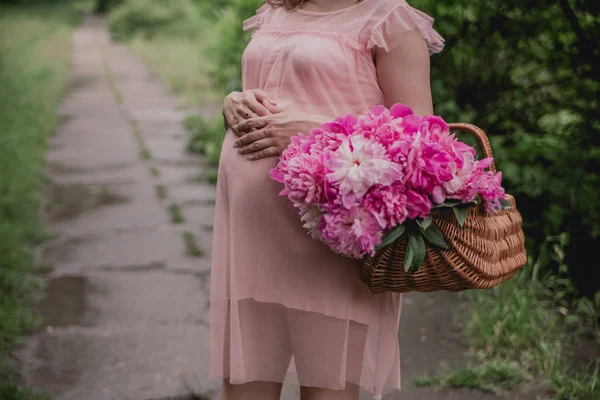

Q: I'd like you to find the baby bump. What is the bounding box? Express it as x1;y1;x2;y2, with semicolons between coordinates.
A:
219;130;297;222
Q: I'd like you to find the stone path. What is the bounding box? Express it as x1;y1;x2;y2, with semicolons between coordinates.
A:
17;15;530;400
18;16;218;400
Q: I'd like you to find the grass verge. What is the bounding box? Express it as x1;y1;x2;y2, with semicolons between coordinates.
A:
415;360;529;394
184;114;225;167
0;0;89;397
418;235;600;399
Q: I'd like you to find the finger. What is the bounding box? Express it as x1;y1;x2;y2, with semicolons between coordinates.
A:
246;100;271;117
224;110;238;126
234;117;268;134
246;146;280;161
238;138;273;155
250;89;276;105
242;95;270;117
233;127;272;148
228;114;245;136
262;101;284;114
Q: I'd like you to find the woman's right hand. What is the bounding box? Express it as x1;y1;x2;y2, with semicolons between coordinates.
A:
223;89;278;137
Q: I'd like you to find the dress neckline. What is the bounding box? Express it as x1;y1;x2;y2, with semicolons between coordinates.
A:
295;0;372;16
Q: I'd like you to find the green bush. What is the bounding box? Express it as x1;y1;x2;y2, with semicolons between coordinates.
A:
203;0;262;93
185;114;225;166
410;0;600;296
108;0;200;41
94;0;122;13
184;0;261;166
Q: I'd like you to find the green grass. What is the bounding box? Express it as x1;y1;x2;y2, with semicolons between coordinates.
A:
155;184;167;200
184;114;225;166
183;231;204;257
202;170;219;185
150;167;160;177
421;235;600;399
415;360;529;394
125;118;152;161
0;0;89;396
168;204;185;223
129;36;220;107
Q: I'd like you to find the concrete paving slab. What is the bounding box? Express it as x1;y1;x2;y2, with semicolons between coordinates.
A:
38;271;208;328
40;227;192;273
19;326;215;400
167;183;216;207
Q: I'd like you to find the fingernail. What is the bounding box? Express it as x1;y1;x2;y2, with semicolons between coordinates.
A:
267;99;277;105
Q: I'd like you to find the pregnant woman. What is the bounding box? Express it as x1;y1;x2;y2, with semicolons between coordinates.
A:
209;0;444;399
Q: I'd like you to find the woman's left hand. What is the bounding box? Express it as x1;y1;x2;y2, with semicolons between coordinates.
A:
232;111;325;161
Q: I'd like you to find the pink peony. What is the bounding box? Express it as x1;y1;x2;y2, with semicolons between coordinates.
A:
364;183;409;229
405;190;433;220
326;135;403;207
270;102;507;259
320;206;383;258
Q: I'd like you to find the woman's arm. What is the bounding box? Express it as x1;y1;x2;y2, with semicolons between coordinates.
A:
374;29;434;116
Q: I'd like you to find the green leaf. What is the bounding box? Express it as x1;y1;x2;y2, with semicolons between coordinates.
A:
377;224;406;250
406;231;427;273
433;199;462;209
433;199;478;209
420;223;448;249
416;215;432;230
404;242;414;273
500;198;513;210
453;207;469;227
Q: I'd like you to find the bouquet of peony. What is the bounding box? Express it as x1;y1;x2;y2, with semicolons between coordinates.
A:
269;104;510;272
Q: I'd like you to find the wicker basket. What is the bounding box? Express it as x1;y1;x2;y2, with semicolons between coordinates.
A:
359;123;527;294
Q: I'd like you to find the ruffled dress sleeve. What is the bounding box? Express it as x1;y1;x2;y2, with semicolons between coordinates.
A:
242;3;271;32
367;2;445;55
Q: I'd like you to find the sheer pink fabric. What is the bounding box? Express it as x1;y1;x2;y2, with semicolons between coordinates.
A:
209;1;444;398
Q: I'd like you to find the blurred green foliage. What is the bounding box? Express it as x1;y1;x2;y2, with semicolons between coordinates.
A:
94;0;120;13
198;0;261;93
411;0;600;296
184;114;225;165
108;0;200;40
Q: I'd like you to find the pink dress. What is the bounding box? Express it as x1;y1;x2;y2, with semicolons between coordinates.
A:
209;1;444;398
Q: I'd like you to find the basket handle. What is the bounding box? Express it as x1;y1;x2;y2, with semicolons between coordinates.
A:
448;122;497;174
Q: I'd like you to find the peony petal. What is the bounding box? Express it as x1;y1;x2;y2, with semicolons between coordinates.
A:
422;115;450;133
269;167;284;182
390;103;414;118
402;114;422;134
478;158;493;170
370;105;387;116
342;114;358;132
432;185;446;204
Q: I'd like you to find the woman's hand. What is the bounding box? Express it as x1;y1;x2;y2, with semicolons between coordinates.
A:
232;111;330;161
222;89;279;137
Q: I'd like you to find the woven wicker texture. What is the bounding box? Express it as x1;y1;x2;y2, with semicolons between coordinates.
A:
359;123;527;293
